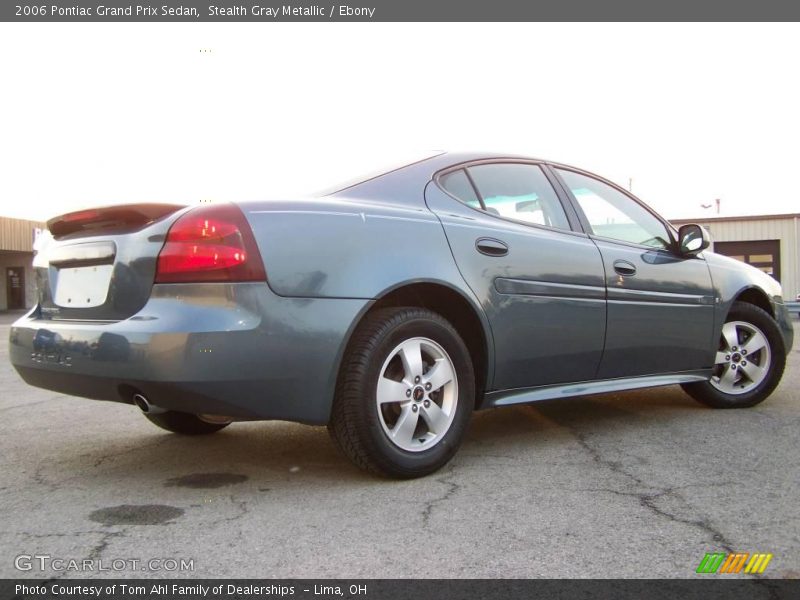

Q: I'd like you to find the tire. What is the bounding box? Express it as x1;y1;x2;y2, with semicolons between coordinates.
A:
328;307;475;478
681;301;786;408
144;410;230;435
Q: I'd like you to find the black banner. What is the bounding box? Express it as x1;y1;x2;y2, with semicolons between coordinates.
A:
3;0;800;22
4;579;800;600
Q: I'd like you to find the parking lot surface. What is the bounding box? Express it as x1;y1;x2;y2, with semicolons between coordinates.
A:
1;311;798;579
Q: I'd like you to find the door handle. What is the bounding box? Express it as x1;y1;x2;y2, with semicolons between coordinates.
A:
613;260;637;276
476;238;509;257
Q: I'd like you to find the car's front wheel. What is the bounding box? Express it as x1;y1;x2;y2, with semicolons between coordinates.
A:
329;307;475;478
682;301;786;408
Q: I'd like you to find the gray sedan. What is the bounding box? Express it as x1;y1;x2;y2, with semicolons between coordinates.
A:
8;152;794;478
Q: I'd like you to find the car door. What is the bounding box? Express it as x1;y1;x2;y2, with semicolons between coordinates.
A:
425;161;607;391
550;165;716;379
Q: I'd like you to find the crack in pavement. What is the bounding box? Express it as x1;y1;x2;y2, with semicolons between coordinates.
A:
581;487;735;553
93;435;172;468
228;495;250;522
31;461;59;491
572;430;648;488
0;394;66;413
26;436;172;492
11;529;110;540
208;494;250;527
202;494;251;549
87;529;126;561
421;470;460;528
570;429;736;552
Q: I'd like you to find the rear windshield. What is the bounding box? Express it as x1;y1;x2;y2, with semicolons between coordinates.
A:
316;151;444;196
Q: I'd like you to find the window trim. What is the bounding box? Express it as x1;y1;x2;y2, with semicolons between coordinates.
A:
545;164;680;254
433;159;586;234
462;168;485;211
439;168;484;210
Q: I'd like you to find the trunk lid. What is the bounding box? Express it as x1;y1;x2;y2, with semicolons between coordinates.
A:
35;203;187;321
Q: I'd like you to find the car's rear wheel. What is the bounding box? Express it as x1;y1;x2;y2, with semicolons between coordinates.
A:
681;301;786;408
329;307;474;478
144;410;231;435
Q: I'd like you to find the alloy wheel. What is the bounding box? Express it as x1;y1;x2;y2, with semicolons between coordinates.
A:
375;336;458;452
710;320;771;395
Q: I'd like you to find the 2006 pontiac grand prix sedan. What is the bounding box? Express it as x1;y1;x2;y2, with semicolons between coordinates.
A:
9;152;794;478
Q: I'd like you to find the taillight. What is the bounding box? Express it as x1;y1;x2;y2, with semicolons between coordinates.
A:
155;203;266;283
61;208;101;222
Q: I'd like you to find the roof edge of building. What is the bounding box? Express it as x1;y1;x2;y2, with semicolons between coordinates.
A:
670;212;800;225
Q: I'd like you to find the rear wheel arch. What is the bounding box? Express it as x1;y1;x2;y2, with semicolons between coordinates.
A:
336;281;492;411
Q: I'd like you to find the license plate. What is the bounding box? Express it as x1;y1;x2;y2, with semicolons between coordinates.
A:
53;265;113;308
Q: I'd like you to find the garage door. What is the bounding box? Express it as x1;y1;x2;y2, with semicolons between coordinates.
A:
713;239;781;282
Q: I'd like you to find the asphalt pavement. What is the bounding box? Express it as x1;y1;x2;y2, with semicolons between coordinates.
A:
1;311;798;579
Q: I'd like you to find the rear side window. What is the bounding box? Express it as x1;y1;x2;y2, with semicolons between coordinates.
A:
466;163;570;230
439;169;481;208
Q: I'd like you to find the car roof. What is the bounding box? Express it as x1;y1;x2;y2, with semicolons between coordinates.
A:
326;151;546;203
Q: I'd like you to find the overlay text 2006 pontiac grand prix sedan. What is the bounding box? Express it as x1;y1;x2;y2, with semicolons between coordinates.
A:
9;152;794;478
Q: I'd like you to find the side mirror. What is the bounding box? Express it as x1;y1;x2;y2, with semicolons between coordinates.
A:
678;223;710;256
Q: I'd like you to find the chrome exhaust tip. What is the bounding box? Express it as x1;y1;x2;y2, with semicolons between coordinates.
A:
132;393;165;415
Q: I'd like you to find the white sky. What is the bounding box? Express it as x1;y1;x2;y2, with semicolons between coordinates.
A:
0;22;798;222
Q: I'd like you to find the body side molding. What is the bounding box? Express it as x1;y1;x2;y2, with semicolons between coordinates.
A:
607;287;715;305
484;370;712;408
495;277;606;301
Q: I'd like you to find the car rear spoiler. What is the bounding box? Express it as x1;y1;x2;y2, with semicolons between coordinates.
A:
48;203;186;239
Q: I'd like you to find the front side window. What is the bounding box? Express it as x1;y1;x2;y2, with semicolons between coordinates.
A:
460;163;570;230
556;169;671;249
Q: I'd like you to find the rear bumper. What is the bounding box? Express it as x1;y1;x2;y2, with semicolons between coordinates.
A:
9;283;369;425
